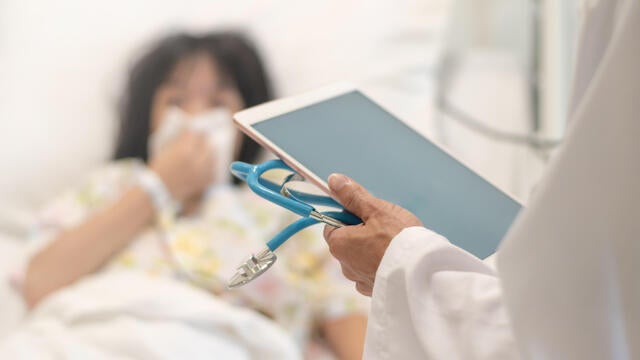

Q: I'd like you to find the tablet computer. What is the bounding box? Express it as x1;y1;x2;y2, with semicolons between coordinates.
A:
234;83;522;259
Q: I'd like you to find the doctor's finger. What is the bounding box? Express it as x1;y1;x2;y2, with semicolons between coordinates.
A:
328;174;378;221
324;225;363;254
340;263;359;282
323;222;351;247
355;282;373;297
323;224;337;242
323;215;364;244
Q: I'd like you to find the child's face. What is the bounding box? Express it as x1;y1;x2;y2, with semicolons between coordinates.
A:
150;52;244;133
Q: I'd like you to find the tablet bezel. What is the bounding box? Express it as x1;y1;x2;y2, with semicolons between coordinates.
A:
233;82;522;204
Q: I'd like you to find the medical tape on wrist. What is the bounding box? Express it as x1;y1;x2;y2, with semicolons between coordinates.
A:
135;167;180;228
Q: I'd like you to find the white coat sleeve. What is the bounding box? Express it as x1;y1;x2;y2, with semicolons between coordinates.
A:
363;226;520;360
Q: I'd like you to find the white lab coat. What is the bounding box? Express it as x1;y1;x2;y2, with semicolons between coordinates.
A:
364;0;639;359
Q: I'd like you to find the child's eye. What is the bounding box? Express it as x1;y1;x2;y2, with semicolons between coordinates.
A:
167;96;184;107
209;98;223;108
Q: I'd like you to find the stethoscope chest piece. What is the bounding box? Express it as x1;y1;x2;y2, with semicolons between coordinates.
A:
227;247;277;288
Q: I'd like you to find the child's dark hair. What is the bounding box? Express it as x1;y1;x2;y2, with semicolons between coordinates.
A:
114;32;272;169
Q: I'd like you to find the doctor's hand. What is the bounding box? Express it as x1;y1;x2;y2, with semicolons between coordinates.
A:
323;174;422;296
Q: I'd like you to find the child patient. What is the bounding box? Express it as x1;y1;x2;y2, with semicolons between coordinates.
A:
19;32;367;359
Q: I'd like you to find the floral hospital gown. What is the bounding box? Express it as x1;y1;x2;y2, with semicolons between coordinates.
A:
30;159;368;357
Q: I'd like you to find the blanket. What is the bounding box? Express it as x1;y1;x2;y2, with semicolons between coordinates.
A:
0;271;300;359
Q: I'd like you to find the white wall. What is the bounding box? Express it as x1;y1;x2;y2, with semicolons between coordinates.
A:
448;0;534;66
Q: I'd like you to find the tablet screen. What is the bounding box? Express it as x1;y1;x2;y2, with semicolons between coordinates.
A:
252;90;521;258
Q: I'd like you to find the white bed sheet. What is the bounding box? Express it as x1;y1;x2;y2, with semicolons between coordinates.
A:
0;235;27;339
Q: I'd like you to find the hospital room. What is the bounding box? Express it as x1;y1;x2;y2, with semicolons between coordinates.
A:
1;0;638;359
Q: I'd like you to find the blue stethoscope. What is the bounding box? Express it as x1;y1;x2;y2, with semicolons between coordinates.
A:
227;159;361;288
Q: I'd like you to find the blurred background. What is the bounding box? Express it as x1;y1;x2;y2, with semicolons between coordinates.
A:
0;0;581;332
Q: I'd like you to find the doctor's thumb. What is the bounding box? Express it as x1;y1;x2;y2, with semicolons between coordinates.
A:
328;174;377;220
